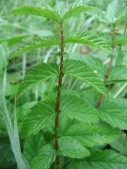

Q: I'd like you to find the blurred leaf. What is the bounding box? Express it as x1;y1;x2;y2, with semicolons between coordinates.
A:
115;47;124;65
0;43;9;72
89;8;109;24
0;35;31;46
106;0;120;23
114;34;127;45
90;0;127;25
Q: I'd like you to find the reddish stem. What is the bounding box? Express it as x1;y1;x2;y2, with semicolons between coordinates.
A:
96;24;116;108
55;21;64;169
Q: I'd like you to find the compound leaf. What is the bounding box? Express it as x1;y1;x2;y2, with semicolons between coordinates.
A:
21;93;99;136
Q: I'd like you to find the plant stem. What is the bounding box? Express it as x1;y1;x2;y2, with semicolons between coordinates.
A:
96;24;116;108
55;21;64;169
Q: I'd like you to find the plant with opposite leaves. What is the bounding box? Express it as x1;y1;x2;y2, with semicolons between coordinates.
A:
7;1;127;169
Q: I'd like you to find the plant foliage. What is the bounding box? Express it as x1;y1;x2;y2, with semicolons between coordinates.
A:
1;0;127;169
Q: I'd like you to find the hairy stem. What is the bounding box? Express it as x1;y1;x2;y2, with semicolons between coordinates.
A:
96;24;116;108
55;21;64;169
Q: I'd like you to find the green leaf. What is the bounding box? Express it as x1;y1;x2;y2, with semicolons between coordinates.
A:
106;0;127;25
21;92;98;136
61;5;94;21
0;43;9;71
108;65;127;83
60;94;99;123
59;122;120;147
68;150;127;169
64;60;107;95
65;31;111;52
31;145;55;169
9;36;59;59
10;31;110;59
68;54;107;78
59;136;90;158
91;1;127;25
18;63;58;95
115;9;127;25
17;101;37;130
0;35;31;46
21;97;56;136
89;8;109;24
24;134;45;161
114;35;127;45
10;6;61;22
2;71;29;169
0;137;15;168
110;135;127;155
115;47;124;65
99;98;127;130
106;0;120;23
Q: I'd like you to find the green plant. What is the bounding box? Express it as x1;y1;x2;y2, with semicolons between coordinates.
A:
0;43;30;169
5;1;127;169
91;0;127;125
